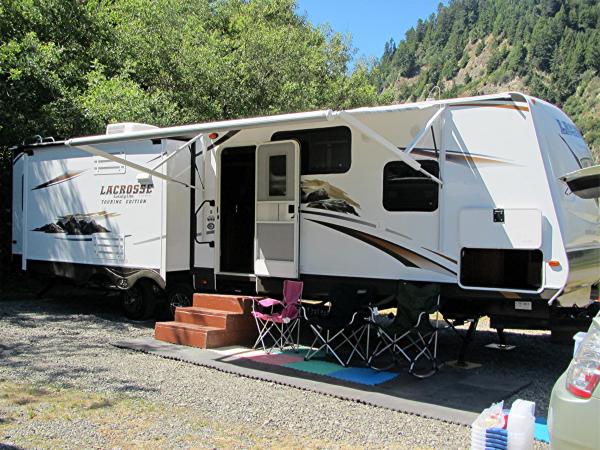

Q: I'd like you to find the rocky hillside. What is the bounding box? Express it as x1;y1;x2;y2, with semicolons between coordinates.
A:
374;0;600;160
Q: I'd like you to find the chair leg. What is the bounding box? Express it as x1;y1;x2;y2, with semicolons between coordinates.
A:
304;325;349;367
253;318;280;353
280;320;299;351
344;326;368;366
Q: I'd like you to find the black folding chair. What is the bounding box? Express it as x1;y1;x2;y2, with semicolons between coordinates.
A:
368;282;441;378
302;285;371;367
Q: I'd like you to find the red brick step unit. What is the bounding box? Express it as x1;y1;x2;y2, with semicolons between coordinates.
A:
155;294;258;349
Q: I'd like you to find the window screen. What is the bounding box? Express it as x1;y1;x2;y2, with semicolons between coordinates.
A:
383;160;439;211
460;248;543;291
271;126;351;174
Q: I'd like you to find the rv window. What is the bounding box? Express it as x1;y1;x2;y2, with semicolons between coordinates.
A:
271;126;351;174
460;248;543;291
383;160;439;212
269;154;287;196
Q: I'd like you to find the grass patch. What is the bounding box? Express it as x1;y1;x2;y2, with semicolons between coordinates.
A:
0;380;372;448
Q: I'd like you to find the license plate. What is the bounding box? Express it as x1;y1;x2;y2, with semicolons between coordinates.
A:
515;301;532;311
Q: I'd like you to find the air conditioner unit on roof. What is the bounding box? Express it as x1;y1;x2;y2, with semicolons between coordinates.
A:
105;122;158;135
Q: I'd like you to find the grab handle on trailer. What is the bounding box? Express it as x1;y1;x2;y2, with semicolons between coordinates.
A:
195;199;215;246
195;199;215;216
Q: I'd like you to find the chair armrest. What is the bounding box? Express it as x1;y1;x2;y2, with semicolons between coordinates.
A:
301;301;330;321
256;298;283;307
413;311;430;328
300;305;310;320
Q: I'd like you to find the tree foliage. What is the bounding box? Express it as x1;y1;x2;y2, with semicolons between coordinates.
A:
0;0;377;150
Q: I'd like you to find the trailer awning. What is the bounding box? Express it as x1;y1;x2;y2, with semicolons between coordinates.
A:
559;165;600;199
65;110;336;146
64;105;445;187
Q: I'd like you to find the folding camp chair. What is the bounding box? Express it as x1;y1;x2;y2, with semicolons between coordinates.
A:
368;282;441;378
302;285;371;367
251;280;303;353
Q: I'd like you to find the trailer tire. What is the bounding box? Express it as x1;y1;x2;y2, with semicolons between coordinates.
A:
121;280;156;321
166;283;194;319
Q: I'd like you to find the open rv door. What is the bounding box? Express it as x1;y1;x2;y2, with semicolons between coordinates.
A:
560;165;600;199
254;140;300;278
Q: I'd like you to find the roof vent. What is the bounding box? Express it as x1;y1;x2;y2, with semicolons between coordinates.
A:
105;122;158;135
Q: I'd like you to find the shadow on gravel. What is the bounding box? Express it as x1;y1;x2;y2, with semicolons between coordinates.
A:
0;278;160;395
0;279;155;331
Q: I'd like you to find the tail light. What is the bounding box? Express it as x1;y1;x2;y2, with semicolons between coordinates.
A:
566;320;600;399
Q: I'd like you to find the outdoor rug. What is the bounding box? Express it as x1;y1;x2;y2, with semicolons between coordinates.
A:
236;348;398;386
114;338;532;427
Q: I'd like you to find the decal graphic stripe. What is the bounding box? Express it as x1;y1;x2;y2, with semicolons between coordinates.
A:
422;247;458;264
32;170;87;190
309;219;457;275
301;209;376;228
410;148;513;165
451;103;529;112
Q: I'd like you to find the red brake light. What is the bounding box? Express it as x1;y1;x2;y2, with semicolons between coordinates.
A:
567;366;600;398
566;322;600;399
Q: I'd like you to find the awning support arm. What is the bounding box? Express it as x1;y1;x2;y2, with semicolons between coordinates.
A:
405;106;446;155
336;111;443;185
68;144;201;191
151;132;204;171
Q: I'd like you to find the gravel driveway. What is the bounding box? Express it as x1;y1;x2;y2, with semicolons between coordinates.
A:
0;282;565;449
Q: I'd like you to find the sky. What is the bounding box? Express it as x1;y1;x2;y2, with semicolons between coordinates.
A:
296;1;446;65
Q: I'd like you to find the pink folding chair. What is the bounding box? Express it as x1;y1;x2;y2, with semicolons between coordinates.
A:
251;280;303;353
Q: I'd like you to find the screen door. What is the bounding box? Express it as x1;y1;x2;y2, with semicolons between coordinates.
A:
254;140;300;278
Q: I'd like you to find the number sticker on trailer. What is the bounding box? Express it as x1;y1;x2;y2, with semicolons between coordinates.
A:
515;301;532;311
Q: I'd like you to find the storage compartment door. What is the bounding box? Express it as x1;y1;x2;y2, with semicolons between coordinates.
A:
254;141;300;278
459;208;542;250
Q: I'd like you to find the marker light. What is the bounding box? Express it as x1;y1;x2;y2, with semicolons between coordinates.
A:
566;322;600;399
548;260;561;267
208;132;219;140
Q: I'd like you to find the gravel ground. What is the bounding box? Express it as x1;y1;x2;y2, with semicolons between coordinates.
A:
0;281;568;449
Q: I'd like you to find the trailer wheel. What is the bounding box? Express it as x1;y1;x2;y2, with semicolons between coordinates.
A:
166;283;194;319
121;280;156;320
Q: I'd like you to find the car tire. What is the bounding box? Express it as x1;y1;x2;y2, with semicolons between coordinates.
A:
121;280;156;321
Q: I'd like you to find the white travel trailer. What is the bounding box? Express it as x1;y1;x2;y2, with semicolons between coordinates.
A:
11;92;599;330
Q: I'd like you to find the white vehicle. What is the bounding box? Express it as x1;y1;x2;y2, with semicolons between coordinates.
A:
548;312;600;450
11;92;600;327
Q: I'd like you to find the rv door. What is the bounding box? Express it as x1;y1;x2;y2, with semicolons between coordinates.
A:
254;140;300;278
